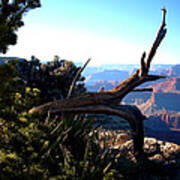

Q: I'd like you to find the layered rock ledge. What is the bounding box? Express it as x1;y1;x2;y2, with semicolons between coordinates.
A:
95;127;180;180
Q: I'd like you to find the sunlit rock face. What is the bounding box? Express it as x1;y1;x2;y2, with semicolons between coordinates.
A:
95;127;180;180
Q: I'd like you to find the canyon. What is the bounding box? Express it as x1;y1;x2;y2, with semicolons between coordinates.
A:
85;64;180;145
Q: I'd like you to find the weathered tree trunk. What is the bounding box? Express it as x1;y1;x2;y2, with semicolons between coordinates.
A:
31;8;167;157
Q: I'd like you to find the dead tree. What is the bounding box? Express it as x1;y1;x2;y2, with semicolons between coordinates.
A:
31;8;167;156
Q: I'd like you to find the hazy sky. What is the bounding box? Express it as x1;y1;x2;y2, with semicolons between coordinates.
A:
4;0;180;65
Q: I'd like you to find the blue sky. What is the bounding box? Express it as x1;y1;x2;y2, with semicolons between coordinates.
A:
4;0;180;65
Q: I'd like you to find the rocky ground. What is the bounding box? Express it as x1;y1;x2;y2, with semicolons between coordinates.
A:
92;114;180;179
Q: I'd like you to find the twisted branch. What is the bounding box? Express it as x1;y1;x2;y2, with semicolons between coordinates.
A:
30;8;167;156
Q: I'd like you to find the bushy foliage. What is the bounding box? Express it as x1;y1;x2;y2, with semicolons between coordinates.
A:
0;0;41;53
17;56;86;104
0;61;122;179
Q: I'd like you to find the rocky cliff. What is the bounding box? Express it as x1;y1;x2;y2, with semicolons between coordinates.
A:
156;112;180;129
94;119;180;180
151;77;180;93
139;92;180;113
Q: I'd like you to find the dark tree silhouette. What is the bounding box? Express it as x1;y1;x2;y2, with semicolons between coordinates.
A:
0;0;41;53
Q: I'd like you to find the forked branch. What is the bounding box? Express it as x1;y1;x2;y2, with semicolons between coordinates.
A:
30;8;167;156
143;6;167;75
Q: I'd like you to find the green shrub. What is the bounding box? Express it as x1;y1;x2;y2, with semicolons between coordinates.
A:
17;57;86;104
0;61;122;179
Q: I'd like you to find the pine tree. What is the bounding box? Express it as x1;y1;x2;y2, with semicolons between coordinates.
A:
0;0;41;53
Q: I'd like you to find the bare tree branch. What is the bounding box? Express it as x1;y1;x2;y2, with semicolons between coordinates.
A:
103;8;167;103
49;104;146;155
146;7;167;73
30;8;168;157
67;58;91;99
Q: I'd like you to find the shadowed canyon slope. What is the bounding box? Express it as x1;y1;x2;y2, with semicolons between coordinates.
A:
85;64;180;144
